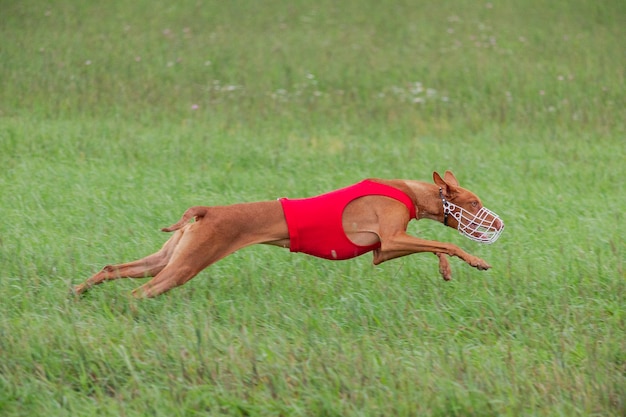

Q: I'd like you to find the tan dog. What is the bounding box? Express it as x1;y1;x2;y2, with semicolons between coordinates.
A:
73;171;503;298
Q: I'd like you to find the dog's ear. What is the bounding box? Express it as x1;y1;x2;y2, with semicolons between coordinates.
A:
443;170;459;187
433;171;459;199
433;171;445;188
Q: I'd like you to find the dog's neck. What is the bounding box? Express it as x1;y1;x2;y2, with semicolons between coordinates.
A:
402;180;446;223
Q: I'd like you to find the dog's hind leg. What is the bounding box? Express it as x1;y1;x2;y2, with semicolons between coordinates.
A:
129;239;231;298
72;228;185;296
129;223;251;298
130;262;200;298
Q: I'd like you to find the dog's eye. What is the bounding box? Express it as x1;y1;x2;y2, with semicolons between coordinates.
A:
471;201;478;207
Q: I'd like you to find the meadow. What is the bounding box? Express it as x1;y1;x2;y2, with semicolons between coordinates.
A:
1;0;625;415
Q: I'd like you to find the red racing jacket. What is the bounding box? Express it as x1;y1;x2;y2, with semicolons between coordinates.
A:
279;180;416;260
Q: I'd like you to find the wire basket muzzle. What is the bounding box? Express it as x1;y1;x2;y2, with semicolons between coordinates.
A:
446;203;504;244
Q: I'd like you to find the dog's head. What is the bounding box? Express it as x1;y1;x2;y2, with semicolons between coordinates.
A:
433;171;504;244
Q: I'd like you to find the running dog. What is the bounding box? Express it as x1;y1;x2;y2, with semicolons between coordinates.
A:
73;171;504;298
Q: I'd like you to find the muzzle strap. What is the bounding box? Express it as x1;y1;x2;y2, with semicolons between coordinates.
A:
439;188;449;226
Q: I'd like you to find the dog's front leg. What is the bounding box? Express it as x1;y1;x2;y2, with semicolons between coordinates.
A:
372;250;458;281
436;253;452;281
375;232;491;271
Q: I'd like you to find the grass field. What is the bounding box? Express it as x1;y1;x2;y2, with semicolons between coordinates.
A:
1;0;625;415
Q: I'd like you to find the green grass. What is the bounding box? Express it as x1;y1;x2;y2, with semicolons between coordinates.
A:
1;0;625;415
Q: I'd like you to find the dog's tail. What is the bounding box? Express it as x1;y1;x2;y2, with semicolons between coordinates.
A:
161;206;209;232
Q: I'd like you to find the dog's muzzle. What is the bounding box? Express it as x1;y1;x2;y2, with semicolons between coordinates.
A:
440;191;504;244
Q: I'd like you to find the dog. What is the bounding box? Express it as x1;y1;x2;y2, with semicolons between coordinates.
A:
73;171;504;298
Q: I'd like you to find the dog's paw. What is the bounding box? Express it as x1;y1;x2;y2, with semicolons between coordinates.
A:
468;256;491;270
437;254;452;281
69;285;86;299
439;266;452;281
